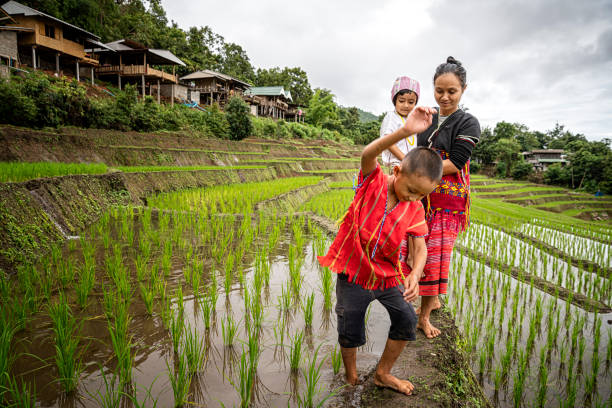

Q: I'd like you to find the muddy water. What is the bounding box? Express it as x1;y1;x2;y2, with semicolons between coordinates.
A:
10;214;396;407
449;252;612;407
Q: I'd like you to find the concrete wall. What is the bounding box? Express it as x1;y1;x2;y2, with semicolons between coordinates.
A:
0;31;18;60
160;84;188;101
0;64;9;78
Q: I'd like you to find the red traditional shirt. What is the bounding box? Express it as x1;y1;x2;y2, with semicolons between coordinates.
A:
318;164;428;290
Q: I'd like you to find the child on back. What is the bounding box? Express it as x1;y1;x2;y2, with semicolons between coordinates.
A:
380;77;421;269
318;106;442;396
380;77;421;172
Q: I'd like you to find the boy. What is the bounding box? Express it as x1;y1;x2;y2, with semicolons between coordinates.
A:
318;106;442;395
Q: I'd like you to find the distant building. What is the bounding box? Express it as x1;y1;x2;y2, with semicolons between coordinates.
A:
244;86;293;119
0;6;23;71
180;69;251;107
87;39;185;103
522;149;566;171
1;0;104;81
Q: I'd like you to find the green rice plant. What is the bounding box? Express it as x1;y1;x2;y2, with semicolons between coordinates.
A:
2;373;36;407
135;254;148;282
222;314;238;347
512;350;528;408
0;161;108;182
493;364;503;391
207;284;218;314
183;323;206;374
536;349;548;407
159;283;173;329
296;344;336;408
86;366;122;408
233;346;256;408
175;286;184;320
199;296;212;330
288;332;304;372
166;351;191;408
57;258;76;289
75;261;95;309
302;292;315;327
107;296;133;387
169;312;184;355
48;292;82;393
278;281;293;312
0;312;18;392
139;282;155;316
320;267;334;311
330;346;342;375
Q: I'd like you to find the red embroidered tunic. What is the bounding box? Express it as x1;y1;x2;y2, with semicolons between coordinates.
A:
318;165;428;290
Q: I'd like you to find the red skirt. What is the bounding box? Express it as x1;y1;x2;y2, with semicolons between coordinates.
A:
419;211;460;296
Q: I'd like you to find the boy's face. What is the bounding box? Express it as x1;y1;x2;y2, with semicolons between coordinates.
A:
392;166;438;202
394;92;417;117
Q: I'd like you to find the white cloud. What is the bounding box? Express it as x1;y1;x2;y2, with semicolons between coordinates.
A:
162;0;612;140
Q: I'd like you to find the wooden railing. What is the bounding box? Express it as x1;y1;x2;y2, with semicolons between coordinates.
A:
96;64;177;82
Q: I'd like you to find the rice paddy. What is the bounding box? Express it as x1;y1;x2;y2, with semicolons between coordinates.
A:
1;158;610;407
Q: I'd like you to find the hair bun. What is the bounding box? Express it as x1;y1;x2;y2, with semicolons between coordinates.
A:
447;56;462;66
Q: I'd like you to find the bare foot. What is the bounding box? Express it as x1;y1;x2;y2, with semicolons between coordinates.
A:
373;372;414;396
417;318;441;338
345;373;360;385
415;298;441;315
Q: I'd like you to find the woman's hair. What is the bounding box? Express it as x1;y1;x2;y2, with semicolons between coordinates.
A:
433;56;467;88
393;89;418;105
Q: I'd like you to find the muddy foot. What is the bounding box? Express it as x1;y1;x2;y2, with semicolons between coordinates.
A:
373;372;414;396
345;374;360;386
417;318;441;339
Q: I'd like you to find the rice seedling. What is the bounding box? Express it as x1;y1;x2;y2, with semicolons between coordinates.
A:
175;286;184;320
288;332;304;372
183;323;206;373
86;366;122;408
75;261;95;309
2;373;36;407
169;312;184;355
107;295;133;387
320;267;334;311
296;344;334;408
302;292;315;327
330;346;342;375
166;351;191;408
199;296;213;330
48;292;82;393
278;281;293;312
139;282;155;316
222;314;238;347
232;346;256;408
56;258;76;289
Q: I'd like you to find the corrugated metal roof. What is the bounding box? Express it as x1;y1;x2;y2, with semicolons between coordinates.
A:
180;69;250;87
149;49;185;66
244;86;292;101
87;39;185;66
1;0;99;39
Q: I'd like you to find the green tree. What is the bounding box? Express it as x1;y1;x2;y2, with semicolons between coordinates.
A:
225;96;252;140
306;89;337;127
472;126;498;164
255;67;313;106
219;43;255;83
495;138;521;178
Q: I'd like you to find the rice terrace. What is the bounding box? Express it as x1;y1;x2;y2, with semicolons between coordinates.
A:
1;0;611;407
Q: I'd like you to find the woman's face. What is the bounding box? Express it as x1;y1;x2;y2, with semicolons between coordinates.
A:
434;73;465;116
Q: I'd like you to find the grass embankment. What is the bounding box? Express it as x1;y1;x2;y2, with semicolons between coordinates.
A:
117;165;267;173
0;162;108;182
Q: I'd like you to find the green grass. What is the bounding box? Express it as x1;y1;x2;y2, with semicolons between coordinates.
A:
475;186;563;196
536;200;612;208
329;180;354;188
116;165;266;173
0;162;108;182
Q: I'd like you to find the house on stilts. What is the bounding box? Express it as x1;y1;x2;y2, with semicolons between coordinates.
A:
0;0;106;81
244;86;294;119
179;69;252;108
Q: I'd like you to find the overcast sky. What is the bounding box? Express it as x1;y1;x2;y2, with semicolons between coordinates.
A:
162;0;612;140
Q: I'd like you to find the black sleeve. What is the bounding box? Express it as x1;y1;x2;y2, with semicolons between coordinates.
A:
449;115;481;170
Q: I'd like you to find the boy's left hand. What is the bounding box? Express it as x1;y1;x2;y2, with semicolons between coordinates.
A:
402;272;420;302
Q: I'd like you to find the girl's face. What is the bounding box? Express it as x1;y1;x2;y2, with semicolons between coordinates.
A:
434;73;465;116
394;92;417;117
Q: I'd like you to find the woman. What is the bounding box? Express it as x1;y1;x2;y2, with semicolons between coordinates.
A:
416;56;481;338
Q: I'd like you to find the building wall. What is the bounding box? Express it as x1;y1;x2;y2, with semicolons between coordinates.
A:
0;31;18;60
160;84;188;100
0;64;9;78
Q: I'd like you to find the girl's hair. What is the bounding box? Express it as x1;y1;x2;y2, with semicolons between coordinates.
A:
393;89;418;105
433;56;467;88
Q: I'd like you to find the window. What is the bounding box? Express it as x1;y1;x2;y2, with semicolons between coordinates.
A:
44;24;55;38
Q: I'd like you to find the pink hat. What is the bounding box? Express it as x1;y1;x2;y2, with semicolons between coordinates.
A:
391;76;420;104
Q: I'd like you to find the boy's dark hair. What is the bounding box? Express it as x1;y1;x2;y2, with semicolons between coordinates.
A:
400;147;443;181
393;89;418;105
434;56;467;89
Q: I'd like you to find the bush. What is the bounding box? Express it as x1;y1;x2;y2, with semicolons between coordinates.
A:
511;161;533;180
495;161;507;178
202;103;229;139
469;161;481;174
225;96;251;140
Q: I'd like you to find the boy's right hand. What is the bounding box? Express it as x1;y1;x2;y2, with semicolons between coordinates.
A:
404;106;436;135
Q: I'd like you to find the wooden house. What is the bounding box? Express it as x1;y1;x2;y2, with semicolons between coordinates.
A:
180;69;251;107
522;149;566;171
88;39;186;103
244;86;292;119
0;6;26;70
1;0;105;81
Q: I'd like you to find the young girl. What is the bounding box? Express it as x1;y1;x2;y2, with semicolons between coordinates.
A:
416;56;481;339
380;77;421;172
381;77;421;269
